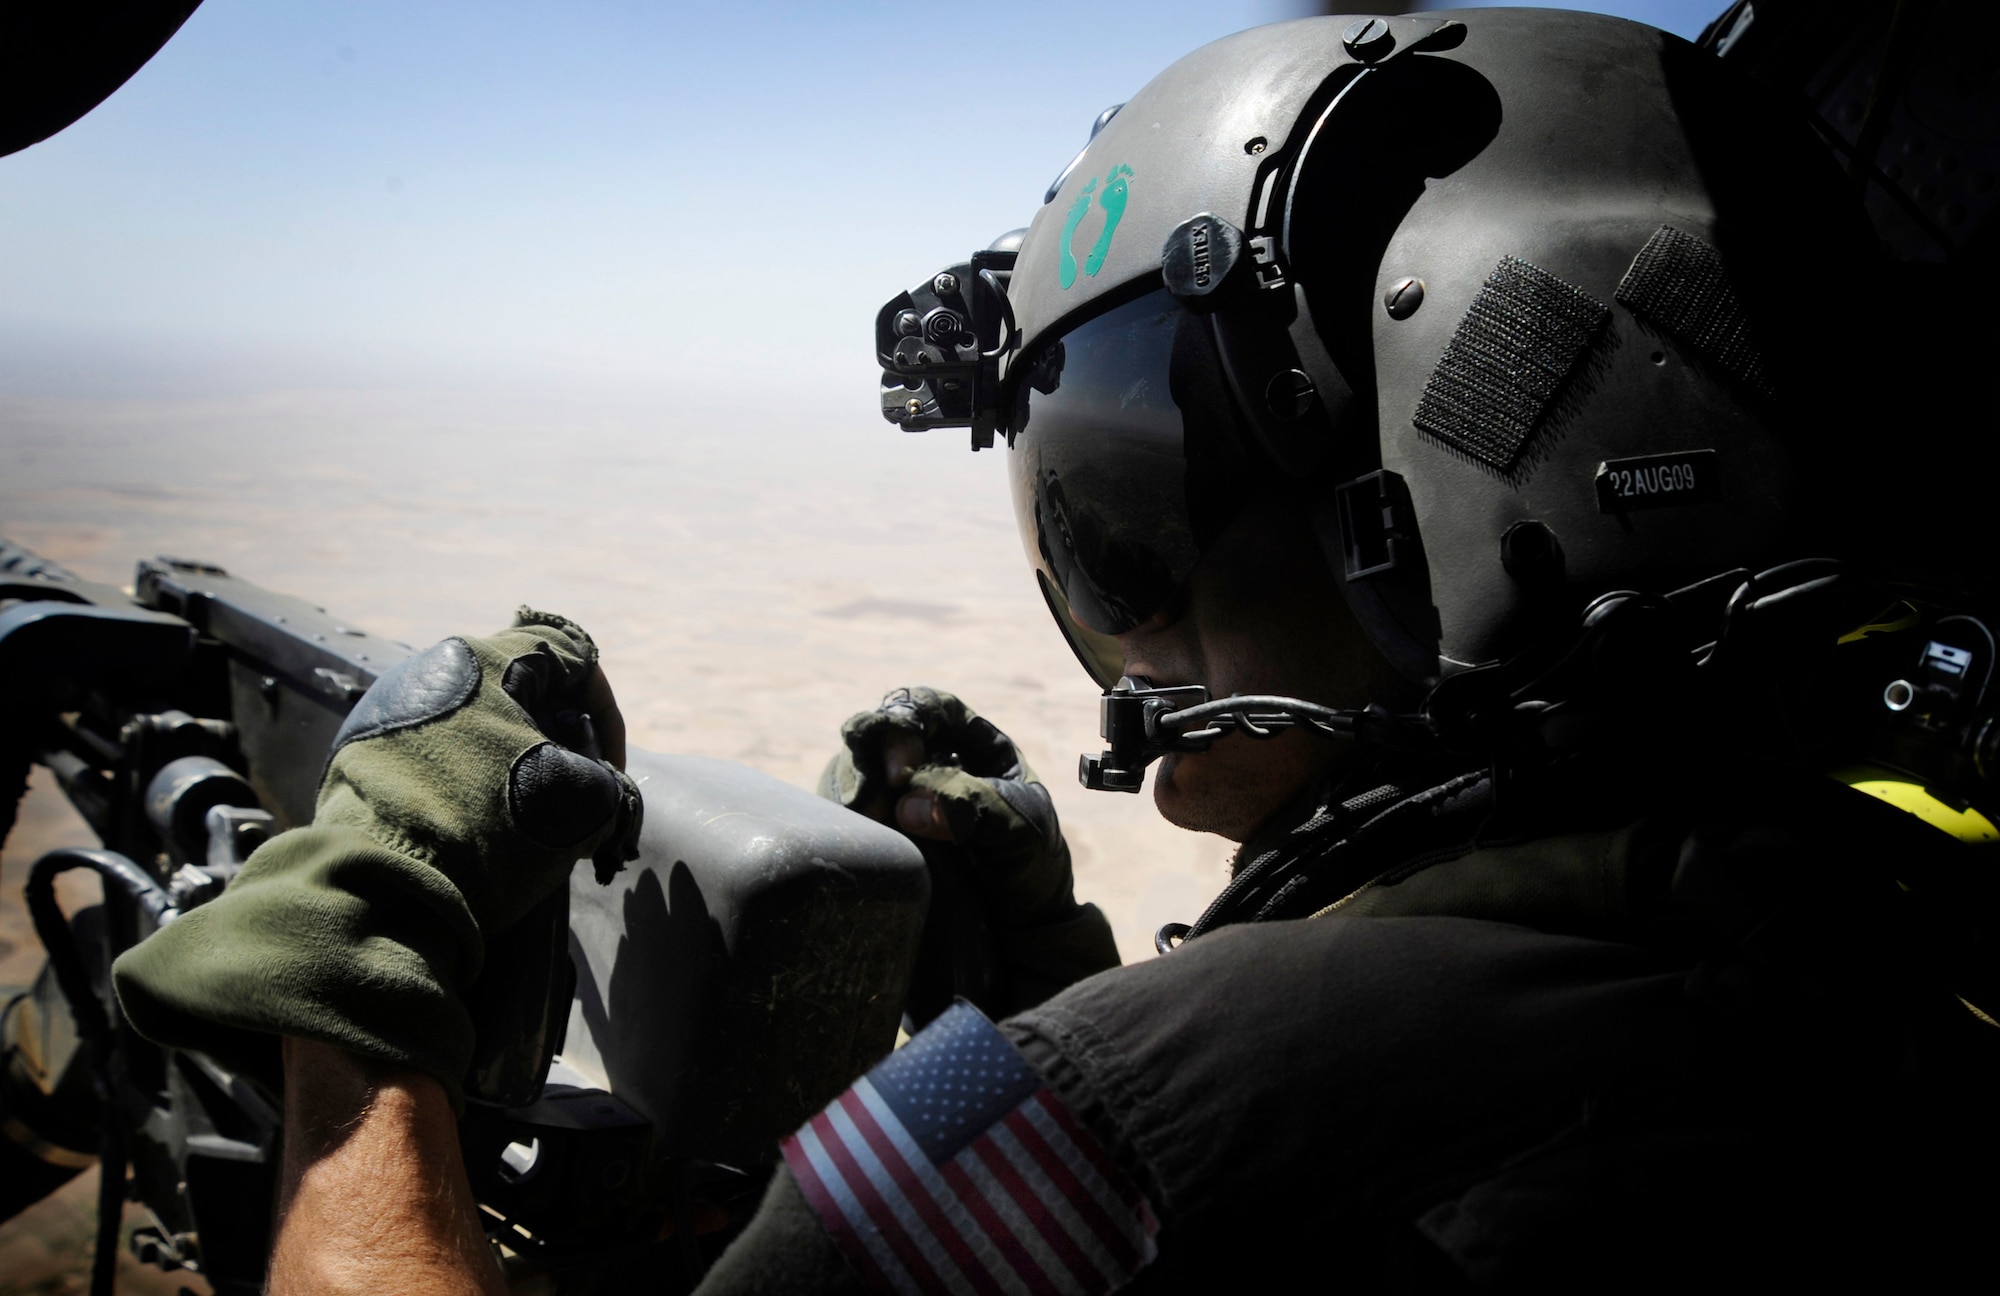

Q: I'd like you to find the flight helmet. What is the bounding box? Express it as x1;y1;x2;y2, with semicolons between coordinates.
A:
877;8;1882;693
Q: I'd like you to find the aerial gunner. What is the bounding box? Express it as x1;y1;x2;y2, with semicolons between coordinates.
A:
110;6;2000;1292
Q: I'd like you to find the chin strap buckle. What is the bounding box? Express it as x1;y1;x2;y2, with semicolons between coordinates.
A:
1079;676;1212;792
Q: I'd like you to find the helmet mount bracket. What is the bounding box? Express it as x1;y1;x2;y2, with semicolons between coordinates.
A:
876;244;1020;450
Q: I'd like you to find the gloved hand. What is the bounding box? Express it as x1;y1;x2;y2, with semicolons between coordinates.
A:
820;687;1118;1024
112;608;643;1107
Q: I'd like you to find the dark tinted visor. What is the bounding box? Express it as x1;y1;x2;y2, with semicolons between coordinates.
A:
1008;288;1257;677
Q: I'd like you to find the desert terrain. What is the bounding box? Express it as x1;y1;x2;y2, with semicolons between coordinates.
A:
0;381;1234;1291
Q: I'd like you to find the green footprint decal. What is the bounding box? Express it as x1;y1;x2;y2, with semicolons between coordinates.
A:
1059;177;1099;289
1057;166;1134;288
1082;165;1133;278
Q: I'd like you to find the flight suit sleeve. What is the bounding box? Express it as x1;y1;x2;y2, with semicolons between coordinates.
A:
997;916;1690;1290
705;1001;1161;1296
705;916;1686;1294
697;1166;865;1296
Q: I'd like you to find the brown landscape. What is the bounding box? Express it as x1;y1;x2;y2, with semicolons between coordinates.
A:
0;382;1233;1292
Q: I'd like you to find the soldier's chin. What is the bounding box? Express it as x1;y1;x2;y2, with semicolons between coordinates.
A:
1150;743;1304;842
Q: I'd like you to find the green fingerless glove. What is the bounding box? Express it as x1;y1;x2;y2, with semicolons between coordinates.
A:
112;608;643;1106
819;687;1118;1023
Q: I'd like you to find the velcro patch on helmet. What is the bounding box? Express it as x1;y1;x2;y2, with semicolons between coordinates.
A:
1414;256;1610;473
1615;226;1772;398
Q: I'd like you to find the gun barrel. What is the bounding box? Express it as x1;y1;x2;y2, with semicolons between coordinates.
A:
0;537;137;610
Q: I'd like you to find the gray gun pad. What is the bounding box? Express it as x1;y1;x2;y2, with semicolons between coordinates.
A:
562;750;928;1166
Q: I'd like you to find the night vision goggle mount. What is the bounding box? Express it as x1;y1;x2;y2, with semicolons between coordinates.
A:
876;246;1020;450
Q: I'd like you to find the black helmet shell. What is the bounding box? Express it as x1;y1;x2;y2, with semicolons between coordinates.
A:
1004;16;1373;368
1000;10;1880;681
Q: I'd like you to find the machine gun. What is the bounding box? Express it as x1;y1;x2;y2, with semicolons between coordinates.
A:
0;538;930;1294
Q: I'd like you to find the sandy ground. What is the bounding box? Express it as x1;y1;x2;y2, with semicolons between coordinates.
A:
0;383;1234;1291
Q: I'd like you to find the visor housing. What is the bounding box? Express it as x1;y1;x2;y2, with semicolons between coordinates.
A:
1008;289;1261;682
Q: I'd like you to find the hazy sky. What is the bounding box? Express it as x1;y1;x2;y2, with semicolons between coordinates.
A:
0;0;1738;965
0;1;1727;409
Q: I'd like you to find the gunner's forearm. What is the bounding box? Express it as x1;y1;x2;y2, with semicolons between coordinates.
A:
269;1037;503;1296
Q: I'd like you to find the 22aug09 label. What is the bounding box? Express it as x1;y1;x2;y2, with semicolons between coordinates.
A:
1594;449;1719;513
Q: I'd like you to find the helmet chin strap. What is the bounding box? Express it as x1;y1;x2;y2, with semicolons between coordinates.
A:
1078;676;1432;792
1080;560;2000;806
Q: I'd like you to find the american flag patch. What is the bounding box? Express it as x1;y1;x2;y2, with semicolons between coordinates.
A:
781;1002;1160;1296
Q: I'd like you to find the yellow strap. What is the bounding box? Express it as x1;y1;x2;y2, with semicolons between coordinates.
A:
1831;765;1999;843
1836;601;1921;645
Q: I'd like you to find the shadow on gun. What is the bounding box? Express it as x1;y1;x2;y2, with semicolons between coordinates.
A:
0;537;929;1294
